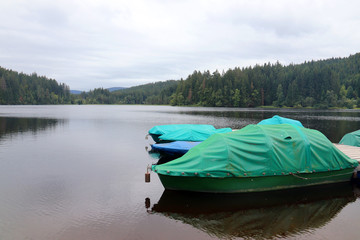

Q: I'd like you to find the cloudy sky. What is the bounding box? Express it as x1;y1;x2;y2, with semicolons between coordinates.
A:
1;0;359;91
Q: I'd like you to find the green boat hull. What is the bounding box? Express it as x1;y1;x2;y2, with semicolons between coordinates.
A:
157;168;355;193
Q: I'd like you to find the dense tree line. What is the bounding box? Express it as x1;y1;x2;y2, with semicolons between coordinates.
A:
71;80;178;105
113;80;178;104
3;53;360;108
0;67;70;104
74;53;360;108
71;88;114;104
169;53;360;108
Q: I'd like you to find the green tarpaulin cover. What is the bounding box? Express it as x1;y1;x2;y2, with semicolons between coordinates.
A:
339;130;360;147
149;124;232;142
258;115;304;127
153;124;358;178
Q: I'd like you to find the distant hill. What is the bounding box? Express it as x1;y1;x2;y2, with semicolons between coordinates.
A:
70;80;178;104
107;87;126;92
112;80;178;104
70;90;83;94
70;87;126;95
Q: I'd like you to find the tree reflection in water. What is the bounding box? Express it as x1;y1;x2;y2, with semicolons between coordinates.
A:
0;117;64;139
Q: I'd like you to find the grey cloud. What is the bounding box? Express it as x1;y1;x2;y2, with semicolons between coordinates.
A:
0;0;360;90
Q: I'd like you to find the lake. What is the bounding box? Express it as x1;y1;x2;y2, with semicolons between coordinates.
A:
0;105;359;240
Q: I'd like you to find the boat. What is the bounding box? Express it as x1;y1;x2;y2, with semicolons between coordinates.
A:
334;143;360;179
257;115;304;127
337;130;360;179
149;116;303;156
151;141;202;156
152;124;358;193
339;129;360;147
148;124;232;143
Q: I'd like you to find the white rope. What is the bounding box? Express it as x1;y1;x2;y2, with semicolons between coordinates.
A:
290;171;351;180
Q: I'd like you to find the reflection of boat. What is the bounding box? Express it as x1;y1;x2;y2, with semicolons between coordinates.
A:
155;155;179;165
148;124;232;143
153;124;358;193
150;183;356;239
146;148;179;165
151;141;201;155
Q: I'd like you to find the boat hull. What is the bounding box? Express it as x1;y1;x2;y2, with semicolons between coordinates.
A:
149;134;173;143
152;141;201;155
149;134;162;143
157;168;354;193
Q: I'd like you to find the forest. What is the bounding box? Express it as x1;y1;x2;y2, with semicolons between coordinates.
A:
0;67;70;104
71;80;178;105
112;53;360;108
78;52;359;108
1;53;360;108
167;53;360;108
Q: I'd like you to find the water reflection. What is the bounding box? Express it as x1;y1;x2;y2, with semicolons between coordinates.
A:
0;106;359;239
147;149;181;165
149;183;357;239
0;117;64;138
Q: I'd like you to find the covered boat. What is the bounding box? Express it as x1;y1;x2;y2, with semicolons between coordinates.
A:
339;130;360;147
148;124;232;143
151;141;202;155
258;115;304;127
152;124;358;193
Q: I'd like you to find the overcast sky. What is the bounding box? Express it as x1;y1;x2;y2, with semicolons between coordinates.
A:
1;0;359;91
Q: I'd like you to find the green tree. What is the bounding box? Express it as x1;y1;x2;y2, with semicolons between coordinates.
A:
275;84;284;106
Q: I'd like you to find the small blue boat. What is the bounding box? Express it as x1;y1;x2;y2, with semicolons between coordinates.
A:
152;141;202;155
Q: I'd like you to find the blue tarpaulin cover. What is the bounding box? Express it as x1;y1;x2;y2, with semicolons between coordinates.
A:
152;141;202;154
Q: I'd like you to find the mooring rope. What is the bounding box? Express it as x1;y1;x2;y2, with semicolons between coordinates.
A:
290;171;351;180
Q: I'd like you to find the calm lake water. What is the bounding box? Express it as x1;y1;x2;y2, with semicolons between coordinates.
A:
0;105;360;240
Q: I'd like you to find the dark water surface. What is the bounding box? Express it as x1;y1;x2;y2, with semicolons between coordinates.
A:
0;105;359;240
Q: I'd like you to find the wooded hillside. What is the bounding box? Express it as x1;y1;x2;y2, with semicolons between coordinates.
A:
0;67;70;104
71;80;178;105
2;53;360;108
169;53;360;108
93;53;359;108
